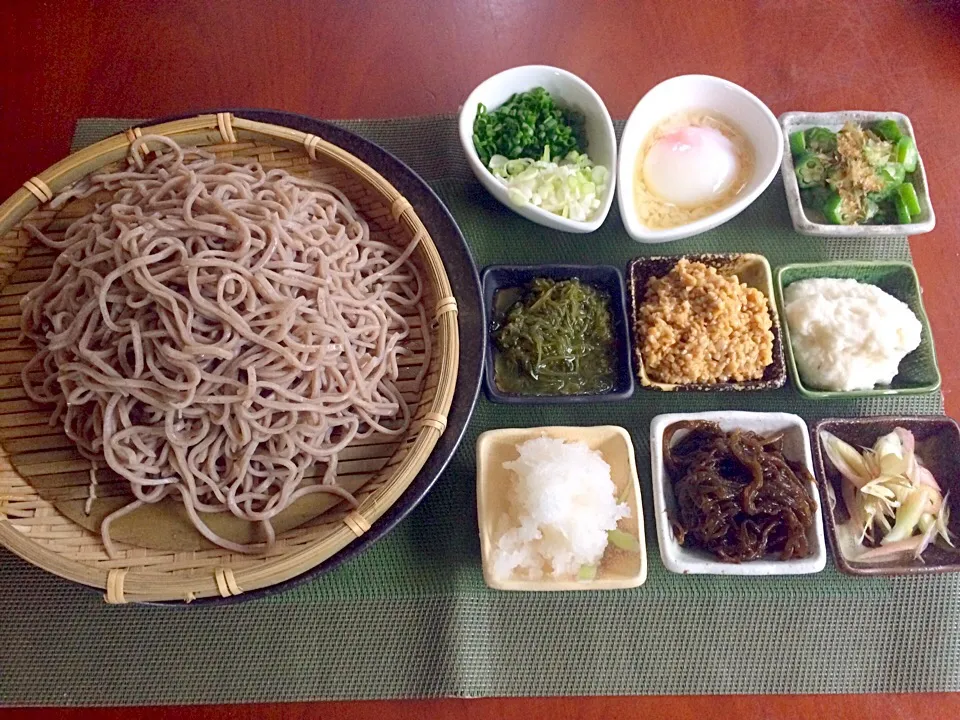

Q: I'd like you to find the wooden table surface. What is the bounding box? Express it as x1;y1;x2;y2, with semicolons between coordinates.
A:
2;0;960;716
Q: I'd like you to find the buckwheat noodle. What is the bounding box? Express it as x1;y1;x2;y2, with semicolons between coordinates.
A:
20;134;430;557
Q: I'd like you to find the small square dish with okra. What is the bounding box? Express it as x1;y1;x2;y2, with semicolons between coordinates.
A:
780;111;935;237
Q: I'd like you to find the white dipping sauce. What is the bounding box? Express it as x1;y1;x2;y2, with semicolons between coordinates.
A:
783;278;922;392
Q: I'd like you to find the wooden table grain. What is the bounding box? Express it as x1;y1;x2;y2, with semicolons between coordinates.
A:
2;0;960;716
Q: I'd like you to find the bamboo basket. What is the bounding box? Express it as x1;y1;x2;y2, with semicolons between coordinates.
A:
0;113;459;603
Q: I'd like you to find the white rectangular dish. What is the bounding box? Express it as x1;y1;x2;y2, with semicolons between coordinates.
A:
649;411;826;575
779;111;935;238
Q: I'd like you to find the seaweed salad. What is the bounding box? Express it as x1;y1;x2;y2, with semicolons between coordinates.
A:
493;277;615;395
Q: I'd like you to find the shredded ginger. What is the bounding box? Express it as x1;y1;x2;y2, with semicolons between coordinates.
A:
829;121;895;221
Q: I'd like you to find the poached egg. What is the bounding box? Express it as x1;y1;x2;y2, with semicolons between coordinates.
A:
642;126;740;208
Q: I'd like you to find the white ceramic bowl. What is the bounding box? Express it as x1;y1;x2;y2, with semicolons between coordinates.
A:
649;411;827;575
458;65;617;234
617;75;783;243
779;111;936;238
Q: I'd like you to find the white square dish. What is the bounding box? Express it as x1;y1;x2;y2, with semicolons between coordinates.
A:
779;111;935;238
476;425;647;591
649;411;826;575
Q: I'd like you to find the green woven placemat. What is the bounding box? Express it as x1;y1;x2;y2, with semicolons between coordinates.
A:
0;116;955;706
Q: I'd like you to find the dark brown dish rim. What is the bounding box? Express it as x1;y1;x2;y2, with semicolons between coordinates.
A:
811;415;960;576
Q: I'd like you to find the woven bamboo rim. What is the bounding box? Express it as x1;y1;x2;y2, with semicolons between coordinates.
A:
0;113;460;603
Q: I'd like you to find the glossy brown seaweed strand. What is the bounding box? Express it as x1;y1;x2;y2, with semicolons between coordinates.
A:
664;420;816;562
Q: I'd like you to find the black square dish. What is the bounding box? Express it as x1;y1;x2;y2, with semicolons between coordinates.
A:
812;416;960;576
482;264;634;404
627;253;786;392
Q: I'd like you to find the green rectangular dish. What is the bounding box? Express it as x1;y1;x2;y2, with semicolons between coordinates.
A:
775;261;941;399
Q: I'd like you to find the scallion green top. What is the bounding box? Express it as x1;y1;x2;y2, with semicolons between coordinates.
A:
472;87;583;166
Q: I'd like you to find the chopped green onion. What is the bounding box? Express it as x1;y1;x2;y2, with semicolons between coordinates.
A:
789;130;807;156
897;182;922;216
896;136;919;173
577;564;597;581
472;88;583;166
607;529;640;553
488;150;607;222
872;119;903;143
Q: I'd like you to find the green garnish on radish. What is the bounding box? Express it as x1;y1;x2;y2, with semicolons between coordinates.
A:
607;529;641;553
577;564;598;581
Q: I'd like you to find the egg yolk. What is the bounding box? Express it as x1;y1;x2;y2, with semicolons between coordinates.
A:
642;126;740;208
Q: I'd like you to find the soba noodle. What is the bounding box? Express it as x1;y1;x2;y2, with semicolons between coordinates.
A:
20;134;430;556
